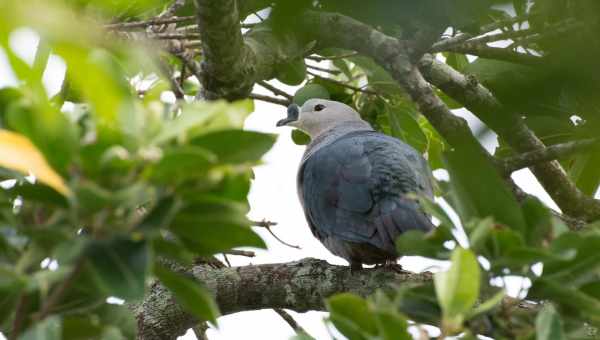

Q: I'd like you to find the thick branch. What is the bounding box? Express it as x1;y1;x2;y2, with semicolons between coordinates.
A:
135;258;431;340
193;0;302;100
418;55;600;221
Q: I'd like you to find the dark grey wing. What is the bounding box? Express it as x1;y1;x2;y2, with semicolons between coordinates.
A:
298;131;434;255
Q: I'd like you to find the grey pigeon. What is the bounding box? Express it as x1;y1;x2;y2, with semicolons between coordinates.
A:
277;99;435;270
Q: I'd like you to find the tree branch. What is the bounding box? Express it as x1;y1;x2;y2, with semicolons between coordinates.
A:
418;54;600;220
134;258;432;340
500;138;600;175
193;0;303;100
443;45;543;66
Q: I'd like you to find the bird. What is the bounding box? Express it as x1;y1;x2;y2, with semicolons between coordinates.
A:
277;99;435;271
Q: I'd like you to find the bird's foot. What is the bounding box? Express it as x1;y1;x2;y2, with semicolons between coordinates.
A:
381;260;403;273
350;262;363;274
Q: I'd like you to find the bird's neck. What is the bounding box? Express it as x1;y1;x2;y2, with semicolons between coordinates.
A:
303;120;373;161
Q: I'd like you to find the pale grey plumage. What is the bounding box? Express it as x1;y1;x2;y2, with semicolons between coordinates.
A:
278;99;434;269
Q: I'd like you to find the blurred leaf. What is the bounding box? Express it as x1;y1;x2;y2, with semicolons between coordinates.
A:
327;293;377;339
348;55;402;96
0;130;71;196
445;53;470;72
568;151;600;196
468;289;505;318
291;129;311;145
522;197;552;247
444;139;526;232
85;238;149;300
6;97;78;172
191;130;276;164
374;310;411;340
276;59;307;86
135;197;182;234
536;304;567;340
154;100;253;144
396;226;453;260
434;248;480;331
171;197;265;255
387;101;428;153
148;146;216;182
154;264;220;324
62;316;102;340
396;283;441;325
293;84;330;105
19;316;62;340
529;279;600;324
152;238;194;266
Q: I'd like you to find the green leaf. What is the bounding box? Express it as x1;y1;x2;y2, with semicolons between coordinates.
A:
170;197;265;255
434;248;480;331
291;129;311;145
374;310;412;340
147;146;216;182
327;293;377;338
275;58;307;86
445;53;470;72
443;138;527;232
85;238;149;300
387;101;428;153
172;217;265;255
154;264;220;324
152;238;195;266
529;279;600;324
293;84;330;105
522;197;552;247
467;289;505;318
568;150;600;196
153;100;253;144
135;197;182;234
19;316;62;340
396;226;453;260
191;130;276;164
536;304;566;340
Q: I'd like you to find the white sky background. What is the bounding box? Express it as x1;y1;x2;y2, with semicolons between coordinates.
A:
2;25;600;340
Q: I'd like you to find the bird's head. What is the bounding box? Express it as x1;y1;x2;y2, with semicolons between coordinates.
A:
276;99;363;138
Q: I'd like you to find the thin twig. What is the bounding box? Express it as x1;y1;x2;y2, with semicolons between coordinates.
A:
9;294;28;340
222;254;232;267
308;71;378;95
251;220;278;228
158;0;187;19
443;44;543;66
224;250;256;257
274;308;310;336
307;51;358;61
252;220;301;249
500;138;600;174
34;257;85;321
248;93;291;106
306;64;341;75
258;81;293;100
431;13;532;52
150;33;201;40
105;16;196;30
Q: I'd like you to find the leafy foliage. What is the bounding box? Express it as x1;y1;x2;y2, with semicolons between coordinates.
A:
0;1;275;338
1;0;600;339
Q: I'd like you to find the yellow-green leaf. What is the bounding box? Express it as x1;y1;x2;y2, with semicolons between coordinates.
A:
0;130;71;196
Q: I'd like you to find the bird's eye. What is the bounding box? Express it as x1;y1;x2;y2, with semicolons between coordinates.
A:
314;104;325;111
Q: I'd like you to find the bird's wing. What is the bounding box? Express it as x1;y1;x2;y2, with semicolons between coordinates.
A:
298;131;434;253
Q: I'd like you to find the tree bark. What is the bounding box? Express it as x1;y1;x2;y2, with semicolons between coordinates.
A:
134;258;432;340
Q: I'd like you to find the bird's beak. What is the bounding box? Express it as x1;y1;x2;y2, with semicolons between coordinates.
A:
276;103;300;127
